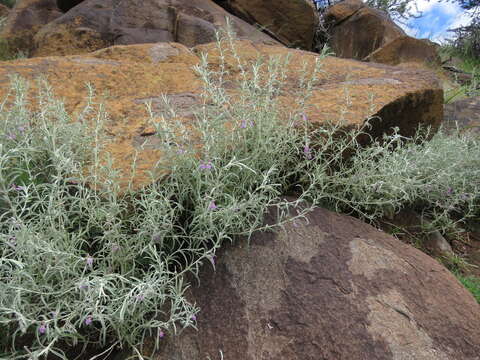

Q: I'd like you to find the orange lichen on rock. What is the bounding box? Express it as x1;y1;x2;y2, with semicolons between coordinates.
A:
0;40;443;192
364;36;441;68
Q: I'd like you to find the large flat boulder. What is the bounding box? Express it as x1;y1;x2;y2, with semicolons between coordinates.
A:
213;0;318;50
0;0;63;55
365;36;441;68
32;0;278;57
152;205;480;359
0;40;442;191
328;6;405;60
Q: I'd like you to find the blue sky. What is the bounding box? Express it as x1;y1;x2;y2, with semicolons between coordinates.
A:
399;0;474;42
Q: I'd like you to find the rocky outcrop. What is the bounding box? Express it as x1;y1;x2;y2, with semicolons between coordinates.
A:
0;40;443;191
0;0;63;55
32;0;278;57
213;0;318;50
327;5;405;60
324;0;442;69
152;205;480;359
365;36;441;67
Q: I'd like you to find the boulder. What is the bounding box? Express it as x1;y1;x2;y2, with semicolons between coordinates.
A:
443;96;480;137
0;0;63;55
0;3;10;18
32;0;278;57
0;40;442;191
212;0;318;50
153;205;480;359
328;6;405;60
424;230;454;257
365;36;441;67
323;0;365;26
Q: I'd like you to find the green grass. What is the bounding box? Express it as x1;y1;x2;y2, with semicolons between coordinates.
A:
457;275;480;303
439;43;480;103
0;24;479;359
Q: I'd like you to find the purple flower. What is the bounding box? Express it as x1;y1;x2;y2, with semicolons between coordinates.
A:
240;120;254;128
303;145;312;160
38;323;47;335
199;161;213;170
85;255;94;267
111;244;120;252
11;184;24;191
78;282;88;290
17;125;27;133
177;148;186;154
208;254;217;266
85;315;93;325
6;133;16;140
191;314;197;321
159;330;165;338
446;187;454;195
302;113;308;122
208;201;218;211
136;293;145;302
293;221;299;228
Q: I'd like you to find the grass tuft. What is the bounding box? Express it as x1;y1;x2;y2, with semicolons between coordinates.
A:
457;275;480;304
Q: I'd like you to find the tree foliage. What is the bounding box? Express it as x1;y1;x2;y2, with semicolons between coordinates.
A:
446;0;480;60
364;0;422;21
447;18;480;60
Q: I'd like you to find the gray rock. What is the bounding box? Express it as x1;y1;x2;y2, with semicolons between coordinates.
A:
152;204;480;360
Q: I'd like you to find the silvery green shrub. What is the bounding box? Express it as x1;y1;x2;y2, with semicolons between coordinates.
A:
0;27;339;359
319;127;480;234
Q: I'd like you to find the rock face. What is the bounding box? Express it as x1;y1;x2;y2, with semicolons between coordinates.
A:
213;0;318;50
365;36;441;67
328;6;405;60
154;205;480;359
443;96;480;136
0;40;442;191
32;0;278;57
0;0;63;54
323;0;364;26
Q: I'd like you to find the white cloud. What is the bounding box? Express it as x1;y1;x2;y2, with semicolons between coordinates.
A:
410;0;437;15
401;0;474;42
449;10;475;29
